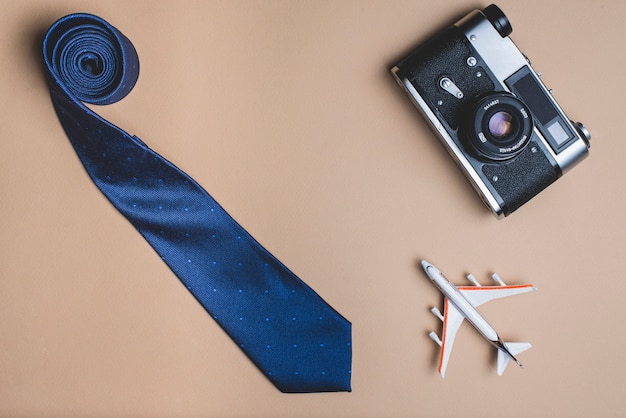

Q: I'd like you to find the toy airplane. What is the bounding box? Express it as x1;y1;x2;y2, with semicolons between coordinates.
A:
421;260;537;377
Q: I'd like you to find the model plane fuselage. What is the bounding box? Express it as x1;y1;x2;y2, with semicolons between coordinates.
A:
422;260;537;377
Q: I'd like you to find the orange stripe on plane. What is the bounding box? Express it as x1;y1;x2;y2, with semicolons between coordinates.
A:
457;284;535;291
438;298;450;374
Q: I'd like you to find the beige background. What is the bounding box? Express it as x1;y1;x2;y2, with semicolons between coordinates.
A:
1;0;624;416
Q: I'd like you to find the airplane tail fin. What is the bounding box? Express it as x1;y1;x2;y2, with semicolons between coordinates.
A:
497;342;532;376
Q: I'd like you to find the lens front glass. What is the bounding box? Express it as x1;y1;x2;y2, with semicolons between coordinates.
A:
488;111;514;139
464;93;533;161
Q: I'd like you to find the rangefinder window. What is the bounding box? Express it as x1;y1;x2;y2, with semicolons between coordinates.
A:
506;67;576;151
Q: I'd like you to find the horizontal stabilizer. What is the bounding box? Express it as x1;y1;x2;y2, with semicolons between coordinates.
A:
497;342;532;376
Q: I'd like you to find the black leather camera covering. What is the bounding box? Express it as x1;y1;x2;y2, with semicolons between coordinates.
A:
482;141;558;215
395;27;495;130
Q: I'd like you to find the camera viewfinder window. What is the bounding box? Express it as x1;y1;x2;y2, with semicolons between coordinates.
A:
547;120;570;145
507;68;575;151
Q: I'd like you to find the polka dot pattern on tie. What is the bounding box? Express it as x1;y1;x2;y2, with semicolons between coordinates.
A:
43;12;352;393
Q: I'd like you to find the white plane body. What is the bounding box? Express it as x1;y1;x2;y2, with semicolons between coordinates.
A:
422;260;537;377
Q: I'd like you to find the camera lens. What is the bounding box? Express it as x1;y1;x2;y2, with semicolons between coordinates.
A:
463;93;533;161
488;111;515;138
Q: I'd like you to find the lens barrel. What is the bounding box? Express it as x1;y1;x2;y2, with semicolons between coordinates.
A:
464;93;533;161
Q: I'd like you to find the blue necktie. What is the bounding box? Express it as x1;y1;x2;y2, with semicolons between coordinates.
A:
42;13;351;393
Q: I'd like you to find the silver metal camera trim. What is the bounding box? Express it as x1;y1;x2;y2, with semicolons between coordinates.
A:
457;10;589;174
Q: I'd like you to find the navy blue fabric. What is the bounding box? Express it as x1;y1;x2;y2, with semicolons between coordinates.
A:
42;13;351;393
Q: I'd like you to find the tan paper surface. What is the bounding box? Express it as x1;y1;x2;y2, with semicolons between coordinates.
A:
1;1;624;416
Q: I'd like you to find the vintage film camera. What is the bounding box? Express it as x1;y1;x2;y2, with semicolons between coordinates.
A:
391;4;590;218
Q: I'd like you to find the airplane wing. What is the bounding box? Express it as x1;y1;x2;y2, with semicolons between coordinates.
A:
457;284;536;308
436;298;465;377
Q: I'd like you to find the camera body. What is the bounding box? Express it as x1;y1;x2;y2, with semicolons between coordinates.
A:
391;4;590;218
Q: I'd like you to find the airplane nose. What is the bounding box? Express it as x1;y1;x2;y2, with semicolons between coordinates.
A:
421;260;431;269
